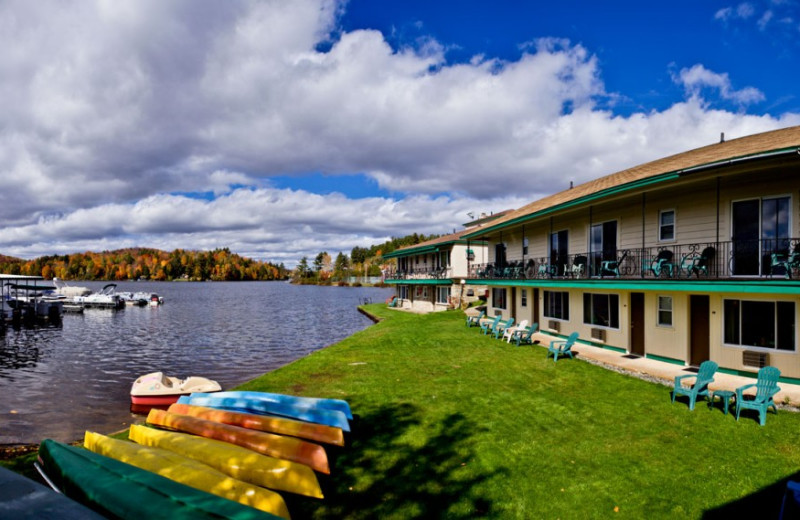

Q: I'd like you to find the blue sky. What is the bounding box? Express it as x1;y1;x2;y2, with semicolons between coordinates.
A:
0;0;798;266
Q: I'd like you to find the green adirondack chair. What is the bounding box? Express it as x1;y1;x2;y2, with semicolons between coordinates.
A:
671;360;718;410
547;332;579;362
480;315;501;335
735;366;781;426
466;310;485;327
493;317;514;339
514;323;539;346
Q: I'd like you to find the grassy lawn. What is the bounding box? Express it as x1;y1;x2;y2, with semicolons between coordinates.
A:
5;305;800;518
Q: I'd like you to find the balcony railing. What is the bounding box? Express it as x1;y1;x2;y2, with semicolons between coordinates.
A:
468;239;800;281
385;266;453;280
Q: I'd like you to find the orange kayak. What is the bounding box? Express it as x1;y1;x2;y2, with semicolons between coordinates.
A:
147;408;330;474
168;403;345;447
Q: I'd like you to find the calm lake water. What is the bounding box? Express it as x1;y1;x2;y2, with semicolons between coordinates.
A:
0;282;392;445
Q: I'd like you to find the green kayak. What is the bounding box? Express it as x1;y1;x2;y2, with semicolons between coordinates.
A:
38;439;281;520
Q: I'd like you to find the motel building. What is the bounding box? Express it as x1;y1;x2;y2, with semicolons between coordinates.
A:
460;125;800;382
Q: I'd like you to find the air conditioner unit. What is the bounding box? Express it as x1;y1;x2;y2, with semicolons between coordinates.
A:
590;328;606;342
743;350;768;368
548;320;560;332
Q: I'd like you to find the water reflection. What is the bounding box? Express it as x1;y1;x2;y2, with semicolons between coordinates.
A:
0;282;391;444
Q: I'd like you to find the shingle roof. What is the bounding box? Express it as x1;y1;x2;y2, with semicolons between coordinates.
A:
465;125;800;237
384;229;486;258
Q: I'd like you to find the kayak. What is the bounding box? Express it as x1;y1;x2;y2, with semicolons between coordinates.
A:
168;403;345;446
82;431;290;519
0;464;105;519
129;424;323;498
37;439;280;520
178;395;350;432
147;408;330;474
195;391;353;420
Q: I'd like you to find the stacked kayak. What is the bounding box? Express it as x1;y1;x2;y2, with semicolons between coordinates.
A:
0;464;105;519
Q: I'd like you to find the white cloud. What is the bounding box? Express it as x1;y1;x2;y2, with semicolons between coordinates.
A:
672;64;766;106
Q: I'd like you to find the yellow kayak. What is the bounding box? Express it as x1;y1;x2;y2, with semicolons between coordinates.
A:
129;425;323;499
83;431;290;520
147;408;330;474
168;403;345;447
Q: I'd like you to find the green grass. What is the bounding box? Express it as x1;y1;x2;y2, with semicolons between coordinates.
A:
5;306;800;518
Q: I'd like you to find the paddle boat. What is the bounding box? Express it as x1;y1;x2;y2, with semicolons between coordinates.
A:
130;371;222;405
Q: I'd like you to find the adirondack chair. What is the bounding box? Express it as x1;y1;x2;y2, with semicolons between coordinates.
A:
671;360;718;410
502;319;528;343
649;250;675;278
682;246;715;278
466;310;486;328
494;317;515;339
600;251;628;278
514;323;539;346
547;332;579;362
565;255;587;278
480;315;501;335
771;244;800;279
735;366;781;426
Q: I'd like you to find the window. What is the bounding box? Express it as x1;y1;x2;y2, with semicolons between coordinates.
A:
544;291;569;320
550;230;568;276
659;210;675;241
492;288;507;310
521;289;528;307
399;285;408;300
724;299;795;350
657;295;673;326
590;221;617;275
583;293;619;328
436;286;450;304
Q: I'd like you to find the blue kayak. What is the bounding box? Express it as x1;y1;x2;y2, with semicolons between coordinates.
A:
178;395;350;432
193;391;353;420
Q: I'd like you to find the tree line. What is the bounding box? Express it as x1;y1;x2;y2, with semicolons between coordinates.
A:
0;248;289;282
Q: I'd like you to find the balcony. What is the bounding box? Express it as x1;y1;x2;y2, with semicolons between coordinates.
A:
468;239;800;282
385;266;453;281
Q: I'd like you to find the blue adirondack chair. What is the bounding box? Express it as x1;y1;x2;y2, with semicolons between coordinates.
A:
466;310;486;328
547;332;579;362
600;251;628;278
493;317;514;339
480;315;501;335
649;250;675;278
514;323;539;346
735;366;781;426
671;360;718;410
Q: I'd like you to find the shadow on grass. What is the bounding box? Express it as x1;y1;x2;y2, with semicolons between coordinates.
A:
702;471;800;519
288;403;496;519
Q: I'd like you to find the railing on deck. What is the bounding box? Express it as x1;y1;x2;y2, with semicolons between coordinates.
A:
385;266;453;280
467;238;800;281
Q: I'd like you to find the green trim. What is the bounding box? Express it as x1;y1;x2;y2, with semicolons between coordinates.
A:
717;367;800;385
384;240;487;259
385;278;453;286
596;344;626;353
645;353;686;366
466;278;800;295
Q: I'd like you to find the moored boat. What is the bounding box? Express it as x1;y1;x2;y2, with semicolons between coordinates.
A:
167;403;345;446
128;424;323;498
82;431;290;519
37;438;281;520
130;371;222;406
178;394;351;431
147;408;330;474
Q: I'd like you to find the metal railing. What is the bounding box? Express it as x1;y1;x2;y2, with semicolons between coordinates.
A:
385;266;453;280
468;238;800;281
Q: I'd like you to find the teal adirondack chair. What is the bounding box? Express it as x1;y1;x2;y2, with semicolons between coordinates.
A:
493;317;514;339
671;360;718;410
481;315;501;335
547;332;579;362
466;310;485;328
735;366;781;426
514;323;539;346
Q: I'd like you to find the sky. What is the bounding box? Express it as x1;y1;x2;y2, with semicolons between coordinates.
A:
2;0;800;267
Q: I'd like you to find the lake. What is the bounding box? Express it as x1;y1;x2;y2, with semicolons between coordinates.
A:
0;281;392;445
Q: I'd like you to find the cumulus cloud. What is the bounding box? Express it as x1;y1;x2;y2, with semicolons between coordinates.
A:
0;0;798;265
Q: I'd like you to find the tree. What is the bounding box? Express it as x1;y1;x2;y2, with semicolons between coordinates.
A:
296;257;311;279
313;252;327;273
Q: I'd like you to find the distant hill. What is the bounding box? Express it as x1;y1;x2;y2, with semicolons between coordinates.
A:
0;247;288;282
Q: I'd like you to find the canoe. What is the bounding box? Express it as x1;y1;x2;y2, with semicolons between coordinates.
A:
0;464;106;519
82;431;290;519
128;424;323;498
147;408;330;474
37;439;280;520
195;391;353;420
178;394;350;432
168;403;345;446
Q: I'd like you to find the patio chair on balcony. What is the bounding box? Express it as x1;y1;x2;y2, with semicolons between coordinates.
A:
771;245;800;279
547;332;579;362
681;246;715;278
648;250;675;278
537;263;556;278
735;366;781;426
514;323;539;346
565;255;587;278
600;251;628;278
481;315;501;335
524;259;537;278
671;360;717;410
